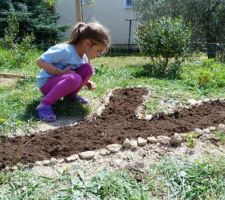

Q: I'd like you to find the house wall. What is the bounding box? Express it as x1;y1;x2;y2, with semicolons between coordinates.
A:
55;0;138;45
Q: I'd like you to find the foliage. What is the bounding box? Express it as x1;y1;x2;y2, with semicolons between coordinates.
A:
0;168;149;199
0;12;34;68
182;59;225;91
148;156;225;199
94;171;148;199
0;0;67;49
0;48;225;134
43;0;56;7
136;17;191;78
0;156;225;199
186;131;199;148
133;0;225;58
213;130;225;145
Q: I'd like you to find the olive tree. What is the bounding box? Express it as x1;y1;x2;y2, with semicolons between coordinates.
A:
133;0;225;58
136;17;191;78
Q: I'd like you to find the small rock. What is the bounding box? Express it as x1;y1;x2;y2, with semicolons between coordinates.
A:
136;113;143;119
137;137;147;147
170;133;183;147
203;128;210;134
194;128;204;135
4;166;11;171
209;126;216;131
42;160;51;166
50;158;57;164
218;124;225;131
35;161;43;166
197;100;203;105
203;98;210;102
106;144;122;153
144;114;153;120
130;140;138;150
65;154;79;162
219;98;225;102
147;136;158;143
122;138;132;148
180;133;188;140
79;151;95;160
57;158;64;163
157;135;170;145
187;99;199;106
99;149;111;156
11;166;18;170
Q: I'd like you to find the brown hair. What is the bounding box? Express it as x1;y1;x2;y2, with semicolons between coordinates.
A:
67;22;111;49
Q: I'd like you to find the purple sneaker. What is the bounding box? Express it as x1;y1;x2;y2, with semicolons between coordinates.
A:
73;95;89;105
36;104;56;122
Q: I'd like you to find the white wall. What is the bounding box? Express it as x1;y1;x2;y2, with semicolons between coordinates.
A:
55;0;138;45
55;0;77;39
82;0;138;45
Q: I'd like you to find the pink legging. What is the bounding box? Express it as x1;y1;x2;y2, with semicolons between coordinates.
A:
40;63;93;105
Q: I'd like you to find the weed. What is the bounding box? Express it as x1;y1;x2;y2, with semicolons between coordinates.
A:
147;156;225;199
0;11;35;69
214;131;225;144
186;131;199;148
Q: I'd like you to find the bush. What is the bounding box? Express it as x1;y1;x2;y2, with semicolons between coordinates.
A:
0;12;34;68
136;17;191;78
182;59;225;91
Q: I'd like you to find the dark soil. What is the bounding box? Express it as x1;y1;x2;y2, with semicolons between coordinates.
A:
0;88;225;169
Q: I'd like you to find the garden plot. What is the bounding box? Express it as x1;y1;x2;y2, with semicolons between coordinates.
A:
0;87;224;170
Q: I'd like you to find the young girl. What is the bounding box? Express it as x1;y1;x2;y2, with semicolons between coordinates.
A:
36;22;111;122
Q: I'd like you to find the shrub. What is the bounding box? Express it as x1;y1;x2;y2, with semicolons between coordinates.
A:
136;17;191;78
182;59;225;91
0;12;34;68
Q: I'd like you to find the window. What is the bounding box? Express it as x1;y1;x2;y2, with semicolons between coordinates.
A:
126;0;132;6
123;0;132;8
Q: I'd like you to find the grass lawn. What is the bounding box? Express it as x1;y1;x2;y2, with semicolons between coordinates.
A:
0;48;225;135
0;155;224;199
0;47;225;199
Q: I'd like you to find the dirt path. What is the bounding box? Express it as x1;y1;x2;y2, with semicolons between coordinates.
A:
0;87;225;168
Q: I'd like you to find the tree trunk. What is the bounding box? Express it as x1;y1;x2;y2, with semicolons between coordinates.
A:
75;0;82;22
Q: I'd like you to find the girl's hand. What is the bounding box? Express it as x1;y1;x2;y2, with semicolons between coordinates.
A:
86;80;96;90
61;65;73;74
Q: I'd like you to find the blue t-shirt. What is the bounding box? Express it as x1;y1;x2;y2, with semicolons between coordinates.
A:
36;43;88;88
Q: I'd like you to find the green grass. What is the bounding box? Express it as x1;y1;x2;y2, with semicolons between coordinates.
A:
147;156;225;200
1;43;225;199
0;47;225;134
0;155;224;199
214;131;225;145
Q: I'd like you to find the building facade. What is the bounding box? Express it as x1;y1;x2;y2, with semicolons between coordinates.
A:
55;0;138;46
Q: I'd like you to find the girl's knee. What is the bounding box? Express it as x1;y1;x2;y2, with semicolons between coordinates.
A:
80;63;94;77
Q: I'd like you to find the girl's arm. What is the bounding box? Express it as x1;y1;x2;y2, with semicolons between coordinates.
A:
36;58;71;75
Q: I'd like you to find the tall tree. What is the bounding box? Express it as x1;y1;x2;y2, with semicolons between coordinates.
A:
0;0;67;49
133;0;225;58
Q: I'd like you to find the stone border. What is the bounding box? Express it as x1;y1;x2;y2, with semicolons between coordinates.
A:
3;123;225;171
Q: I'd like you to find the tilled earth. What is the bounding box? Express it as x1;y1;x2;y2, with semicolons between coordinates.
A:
0;87;225;169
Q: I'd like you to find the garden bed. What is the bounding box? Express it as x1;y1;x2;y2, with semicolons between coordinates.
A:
0;87;224;169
